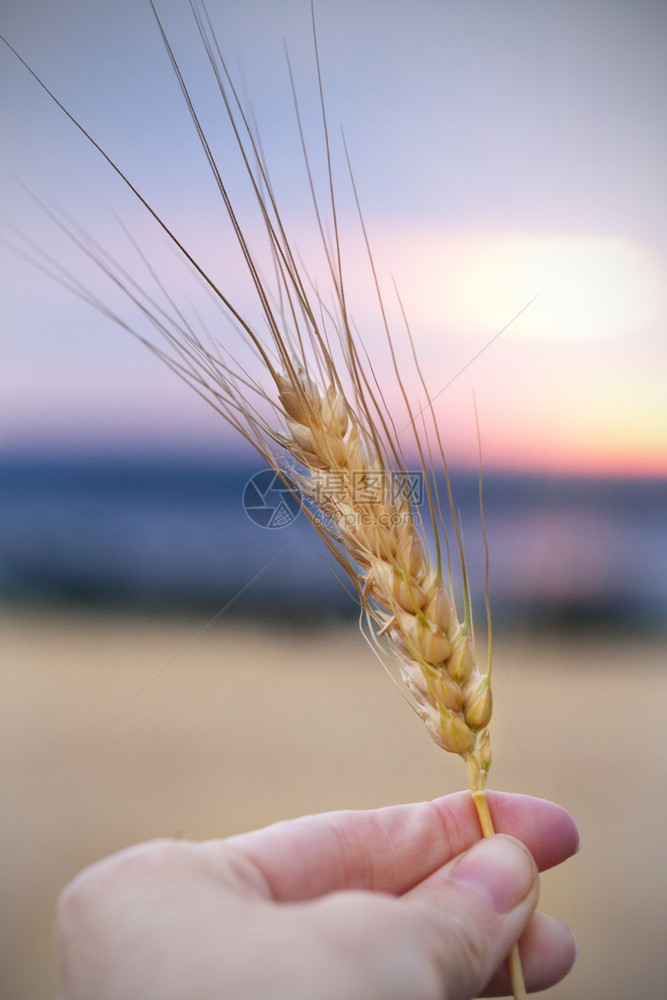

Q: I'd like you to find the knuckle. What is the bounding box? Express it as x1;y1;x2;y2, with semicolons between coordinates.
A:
55;838;183;933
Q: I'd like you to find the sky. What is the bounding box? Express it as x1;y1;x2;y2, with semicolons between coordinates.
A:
1;0;666;474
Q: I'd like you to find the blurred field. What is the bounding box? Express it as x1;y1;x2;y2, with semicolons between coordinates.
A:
1;608;666;1000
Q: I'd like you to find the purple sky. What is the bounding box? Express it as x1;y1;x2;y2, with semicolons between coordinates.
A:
1;0;666;472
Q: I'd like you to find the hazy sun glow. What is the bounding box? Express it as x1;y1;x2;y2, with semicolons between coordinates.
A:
336;226;667;476
375;231;666;344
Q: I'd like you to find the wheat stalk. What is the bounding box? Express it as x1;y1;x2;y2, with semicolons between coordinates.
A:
2;3;528;995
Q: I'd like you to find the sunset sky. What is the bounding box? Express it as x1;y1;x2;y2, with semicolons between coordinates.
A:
1;0;665;475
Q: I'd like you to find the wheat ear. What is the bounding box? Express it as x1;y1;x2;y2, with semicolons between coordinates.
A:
2;3;528;994
274;365;492;778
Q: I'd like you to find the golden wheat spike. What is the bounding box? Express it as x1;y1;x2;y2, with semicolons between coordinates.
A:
273;367;490;767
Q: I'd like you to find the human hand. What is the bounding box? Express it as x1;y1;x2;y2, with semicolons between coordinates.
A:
55;791;579;1000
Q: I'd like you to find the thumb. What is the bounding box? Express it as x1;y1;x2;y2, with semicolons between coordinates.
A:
407;834;538;1000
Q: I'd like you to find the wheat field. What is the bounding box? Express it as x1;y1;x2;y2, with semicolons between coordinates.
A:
1;608;666;999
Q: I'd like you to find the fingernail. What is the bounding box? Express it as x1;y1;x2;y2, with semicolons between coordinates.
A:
449;836;535;913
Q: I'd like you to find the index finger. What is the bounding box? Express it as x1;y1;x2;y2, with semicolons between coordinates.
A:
212;791;579;902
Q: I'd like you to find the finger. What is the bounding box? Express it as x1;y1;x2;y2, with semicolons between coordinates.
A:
405;834;575;995
306;834;542;1000
404;835;541;1000
480;911;577;996
212;791;579;901
484;790;581;871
